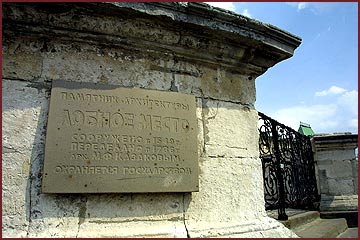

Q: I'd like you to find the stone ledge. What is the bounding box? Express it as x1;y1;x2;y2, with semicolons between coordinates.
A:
3;2;301;76
320;194;358;212
110;2;302;55
279;211;320;229
320;211;358;228
186;217;298;238
77;220;187;238
293;218;347;238
312;133;358;151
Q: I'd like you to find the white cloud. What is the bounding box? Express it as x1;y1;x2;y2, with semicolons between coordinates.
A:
286;2;308;11
349;119;358;128
272;104;338;131
241;9;251;18
286;2;339;14
337;90;358;115
315;85;347;97
271;88;358;134
204;2;236;12
297;2;309;10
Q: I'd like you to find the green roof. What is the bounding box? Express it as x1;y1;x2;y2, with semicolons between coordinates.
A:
298;124;315;136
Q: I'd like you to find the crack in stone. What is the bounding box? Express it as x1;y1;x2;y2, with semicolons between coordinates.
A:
202;95;255;109
2;78;51;95
205;143;248;150
26;82;51;94
76;196;87;238
170;72;179;92
207;155;248;159
2;146;23;154
88;217;182;224
25;149;39;238
26;183;32;238
2;77;35;82
39;54;45;82
169;55;179;92
151;65;200;77
224;144;248;150
183;193;190;238
199;92;207;155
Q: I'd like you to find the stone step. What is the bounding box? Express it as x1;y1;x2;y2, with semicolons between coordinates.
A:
321;211;358;227
337;227;358;238
279;211;320;229
293;218;348;238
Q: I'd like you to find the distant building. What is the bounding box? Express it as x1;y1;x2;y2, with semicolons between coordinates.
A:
298;122;314;136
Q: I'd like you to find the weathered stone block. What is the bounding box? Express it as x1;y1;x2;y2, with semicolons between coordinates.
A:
1;224;28;238
183;156;297;237
40;41;174;90
78;220;187;238
27;195;82;238
2;80;47;151
85;193;184;221
186;217;298;238
77;193;187;237
318;160;353;179
351;159;358;178
185;157;267;235
320;195;358;211
1;79;82;238
328;179;355;195
315;150;356;162
2;38;43;81
2;79;49;237
195;97;204;158
2;153;30;221
313;133;358;211
318;169;329;194
354;177;358;194
202;99;259;158
173;61;256;104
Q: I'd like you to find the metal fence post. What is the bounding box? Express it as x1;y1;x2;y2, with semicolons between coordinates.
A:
271;124;288;220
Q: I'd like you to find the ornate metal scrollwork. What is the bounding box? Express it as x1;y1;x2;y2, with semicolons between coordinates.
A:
258;112;320;220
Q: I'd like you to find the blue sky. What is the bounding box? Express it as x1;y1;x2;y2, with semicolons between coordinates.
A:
205;2;358;134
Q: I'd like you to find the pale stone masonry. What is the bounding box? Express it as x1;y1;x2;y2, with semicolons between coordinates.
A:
2;2;301;237
312;133;358;212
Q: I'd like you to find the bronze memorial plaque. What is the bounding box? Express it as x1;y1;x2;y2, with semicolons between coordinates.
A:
42;80;199;193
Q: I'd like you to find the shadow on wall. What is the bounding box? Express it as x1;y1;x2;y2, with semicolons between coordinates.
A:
2;80;50;226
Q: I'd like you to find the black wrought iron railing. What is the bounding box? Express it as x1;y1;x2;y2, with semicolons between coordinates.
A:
258;112;320;220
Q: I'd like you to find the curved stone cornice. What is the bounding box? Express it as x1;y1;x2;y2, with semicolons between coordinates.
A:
2;2;301;76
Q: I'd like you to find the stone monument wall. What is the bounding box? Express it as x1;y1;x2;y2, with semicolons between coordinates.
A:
312;133;358;212
2;2;301;237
